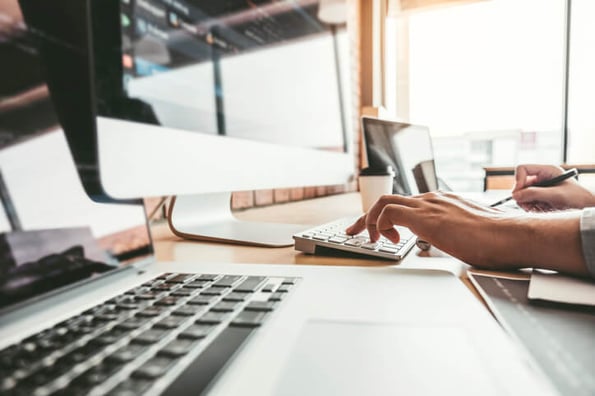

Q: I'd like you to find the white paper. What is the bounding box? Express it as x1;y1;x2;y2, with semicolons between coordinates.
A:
528;271;595;306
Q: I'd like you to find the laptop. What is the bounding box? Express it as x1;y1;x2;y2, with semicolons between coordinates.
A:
0;126;558;396
362;117;440;195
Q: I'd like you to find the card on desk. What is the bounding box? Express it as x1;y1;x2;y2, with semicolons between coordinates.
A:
528;271;595;307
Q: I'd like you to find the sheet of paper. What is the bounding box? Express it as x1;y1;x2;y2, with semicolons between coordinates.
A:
528;271;595;306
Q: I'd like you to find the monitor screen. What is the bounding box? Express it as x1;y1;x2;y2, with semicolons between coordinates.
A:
0;0;152;312
91;0;354;199
362;118;438;195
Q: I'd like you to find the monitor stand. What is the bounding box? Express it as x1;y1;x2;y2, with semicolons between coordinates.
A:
166;193;310;247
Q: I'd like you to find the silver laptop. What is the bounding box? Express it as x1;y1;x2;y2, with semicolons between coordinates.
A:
0;117;557;396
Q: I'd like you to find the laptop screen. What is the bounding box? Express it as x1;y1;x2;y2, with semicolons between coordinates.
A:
362;117;438;195
0;0;153;313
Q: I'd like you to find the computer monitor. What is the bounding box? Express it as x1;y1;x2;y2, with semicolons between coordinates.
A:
0;0;152;311
86;0;354;247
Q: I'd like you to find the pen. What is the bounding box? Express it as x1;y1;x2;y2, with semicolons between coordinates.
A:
489;167;579;208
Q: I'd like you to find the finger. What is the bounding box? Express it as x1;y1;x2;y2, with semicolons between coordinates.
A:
345;214;366;235
376;204;409;243
513;165;529;191
380;226;401;243
512;186;558;205
366;195;419;241
513;164;563;191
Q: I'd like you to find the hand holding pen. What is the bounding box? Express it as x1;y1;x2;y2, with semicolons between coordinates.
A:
490;166;579;208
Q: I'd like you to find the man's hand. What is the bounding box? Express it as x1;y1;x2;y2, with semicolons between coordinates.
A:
512;164;595;211
345;191;589;277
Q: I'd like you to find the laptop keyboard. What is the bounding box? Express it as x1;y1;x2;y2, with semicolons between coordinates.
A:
293;217;417;260
0;272;298;396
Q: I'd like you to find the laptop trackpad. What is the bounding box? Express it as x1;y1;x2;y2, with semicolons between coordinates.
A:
274;320;499;396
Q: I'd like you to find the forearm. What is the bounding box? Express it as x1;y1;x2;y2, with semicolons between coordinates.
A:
495;212;590;277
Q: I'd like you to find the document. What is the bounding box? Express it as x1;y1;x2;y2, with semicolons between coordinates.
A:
528;271;595;306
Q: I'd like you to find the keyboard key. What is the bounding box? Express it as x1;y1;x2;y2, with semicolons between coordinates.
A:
313;233;331;241
212;275;242;288
164;274;195;284
73;362;122;388
188;295;217;305
169;289;193;297
344;238;366;247
116;302;139;310
132;329;169;345
230;311;267;328
171;306;205;316
178;325;214;340
107;344;146;363
196;312;228;325
361;242;381;250
133;356;177;379
197;274;219;281
328;236;348;243
135;291;163;300
109;378;153;396
200;287;224;296
117;317;150;330
94;312;121;322
244;301;277;312
276;285;291;293
162;327;254;395
136;307;168;317
60;345;98;366
222;292;246;302
153;316;188;329
154;296;182;306
183;280;210;289
158;338;199;357
210;301;239;313
268;293;285;302
91;329;129;346
379;246;399;254
152;284;179;292
233;276;266;293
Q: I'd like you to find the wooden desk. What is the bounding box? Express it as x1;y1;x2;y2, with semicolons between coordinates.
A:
151;192;478;297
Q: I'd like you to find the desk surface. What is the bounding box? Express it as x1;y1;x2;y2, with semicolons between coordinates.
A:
151;192;477;292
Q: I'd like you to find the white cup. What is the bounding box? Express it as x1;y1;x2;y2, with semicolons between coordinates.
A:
358;166;395;212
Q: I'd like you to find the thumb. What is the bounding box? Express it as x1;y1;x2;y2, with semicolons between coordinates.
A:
512;187;557;205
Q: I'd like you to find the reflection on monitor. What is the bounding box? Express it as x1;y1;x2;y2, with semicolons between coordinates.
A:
90;0;354;246
0;0;152;312
362;117;438;196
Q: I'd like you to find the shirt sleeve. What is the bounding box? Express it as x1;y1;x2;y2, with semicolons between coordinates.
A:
579;207;595;278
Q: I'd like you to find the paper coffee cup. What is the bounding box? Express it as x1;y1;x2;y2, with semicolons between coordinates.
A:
358;166;395;212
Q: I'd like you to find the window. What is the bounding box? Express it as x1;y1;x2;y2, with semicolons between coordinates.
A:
567;0;595;164
386;0;567;191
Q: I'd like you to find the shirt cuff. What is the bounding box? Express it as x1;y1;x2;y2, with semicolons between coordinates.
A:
580;207;595;278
